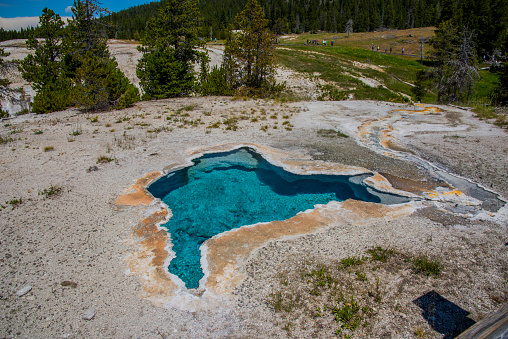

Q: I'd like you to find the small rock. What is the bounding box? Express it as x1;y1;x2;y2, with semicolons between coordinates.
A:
16;285;32;297
60;281;78;288
87;166;99;173
82;307;96;321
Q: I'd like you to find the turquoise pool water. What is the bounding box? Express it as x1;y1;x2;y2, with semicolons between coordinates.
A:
148;147;405;289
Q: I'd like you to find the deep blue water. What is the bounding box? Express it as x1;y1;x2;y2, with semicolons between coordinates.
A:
148;147;402;289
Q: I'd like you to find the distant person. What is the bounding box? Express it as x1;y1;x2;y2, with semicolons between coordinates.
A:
377;46;380;51
385;48;387;53
402;47;405;55
390;46;392;53
372;44;375;51
331;40;334;46
214;38;216;43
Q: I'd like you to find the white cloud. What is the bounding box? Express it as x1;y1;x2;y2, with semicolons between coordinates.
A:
65;6;73;14
0;17;39;30
0;16;72;30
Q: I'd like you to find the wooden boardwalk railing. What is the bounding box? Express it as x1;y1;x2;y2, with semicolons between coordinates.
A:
457;303;508;339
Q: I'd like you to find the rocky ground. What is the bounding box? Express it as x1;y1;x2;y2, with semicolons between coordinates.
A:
0;40;507;338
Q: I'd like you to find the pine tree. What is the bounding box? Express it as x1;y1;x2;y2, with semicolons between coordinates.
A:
66;0;138;111
222;0;279;95
136;0;205;99
18;8;71;113
429;21;479;104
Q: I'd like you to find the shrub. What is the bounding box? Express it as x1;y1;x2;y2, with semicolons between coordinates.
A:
117;84;140;109
32;82;71;114
199;66;232;96
137;48;194;100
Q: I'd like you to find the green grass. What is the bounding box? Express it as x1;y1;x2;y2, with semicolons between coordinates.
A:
96;155;115;164
366;246;396;262
276;45;420;103
5;197;23;210
266;246;443;337
276;29;501;106
413;253;442;276
38;184;62;199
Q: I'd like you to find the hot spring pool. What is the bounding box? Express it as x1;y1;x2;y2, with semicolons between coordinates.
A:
148;147;408;289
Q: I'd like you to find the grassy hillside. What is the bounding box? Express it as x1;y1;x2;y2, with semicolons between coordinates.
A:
274;28;499;104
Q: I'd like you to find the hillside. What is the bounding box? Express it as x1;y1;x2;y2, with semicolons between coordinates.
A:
104;0;507;56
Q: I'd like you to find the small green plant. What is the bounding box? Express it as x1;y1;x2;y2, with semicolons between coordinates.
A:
414;327;426;338
337;130;349;138
332;296;362;331
69;125;82;136
97;155;114;164
43;146;54;152
182;104;197;111
366;246;396;262
39;184;62;199
6;197;23;210
340;256;363;268
0;136;13;144
90;116;99;123
209;121;221;129
33;129;43;135
413;253;442;276
370;277;384;303
355;270;368;282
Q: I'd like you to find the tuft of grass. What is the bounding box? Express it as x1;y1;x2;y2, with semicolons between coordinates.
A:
43;146;54;152
96;155;114;164
337;130;349;138
38;184;62;199
0;136;13;144
6;197;23;210
366;246;396;262
355;270;368;282
340;256;363;268
33;129;43;135
413;253;442;276
266;244;445;337
317;129;348;138
69;125;82;136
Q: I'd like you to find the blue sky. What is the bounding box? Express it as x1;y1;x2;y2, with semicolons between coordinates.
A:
0;0;151;30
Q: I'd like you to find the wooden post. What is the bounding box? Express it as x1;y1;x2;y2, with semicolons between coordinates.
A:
457;303;508;339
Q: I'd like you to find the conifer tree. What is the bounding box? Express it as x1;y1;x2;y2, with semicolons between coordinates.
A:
222;0;279;95
19;8;71;113
136;0;205;99
429;21;479;104
66;0;139;111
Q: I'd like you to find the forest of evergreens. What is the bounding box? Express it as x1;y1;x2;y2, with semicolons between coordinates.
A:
0;27;36;42
102;0;507;55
